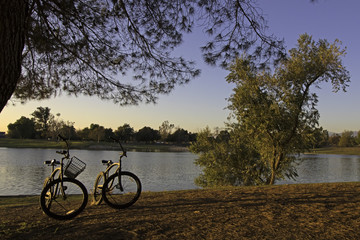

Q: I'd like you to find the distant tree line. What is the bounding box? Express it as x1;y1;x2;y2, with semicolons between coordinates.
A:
310;128;360;148
6;107;196;144
5;106;360;148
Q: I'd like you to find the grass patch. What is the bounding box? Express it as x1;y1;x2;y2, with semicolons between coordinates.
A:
307;146;360;155
0;196;38;208
1;183;360;239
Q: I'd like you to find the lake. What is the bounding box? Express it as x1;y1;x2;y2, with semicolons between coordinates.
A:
1;148;360;196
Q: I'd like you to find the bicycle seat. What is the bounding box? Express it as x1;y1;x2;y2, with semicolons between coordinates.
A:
56;150;68;155
44;159;60;165
102;160;113;165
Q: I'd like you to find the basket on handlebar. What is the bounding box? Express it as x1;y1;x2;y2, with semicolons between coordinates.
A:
64;156;86;178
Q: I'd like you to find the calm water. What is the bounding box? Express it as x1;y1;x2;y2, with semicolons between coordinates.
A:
1;148;360;196
0;148;201;196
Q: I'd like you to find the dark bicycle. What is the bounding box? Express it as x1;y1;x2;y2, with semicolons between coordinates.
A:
92;137;141;209
40;134;88;220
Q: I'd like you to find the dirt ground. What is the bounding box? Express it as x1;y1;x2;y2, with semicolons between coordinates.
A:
1;182;360;239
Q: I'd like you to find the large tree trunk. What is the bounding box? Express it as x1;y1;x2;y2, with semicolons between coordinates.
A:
0;0;28;113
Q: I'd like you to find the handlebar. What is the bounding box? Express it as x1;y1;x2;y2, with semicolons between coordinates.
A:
57;134;70;158
58;134;66;141
110;137;127;157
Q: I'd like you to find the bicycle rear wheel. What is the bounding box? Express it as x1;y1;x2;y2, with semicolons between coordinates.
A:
40;178;88;220
92;172;105;205
102;171;141;209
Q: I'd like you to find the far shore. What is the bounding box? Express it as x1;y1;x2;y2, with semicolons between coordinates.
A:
1;138;360;155
0;138;189;152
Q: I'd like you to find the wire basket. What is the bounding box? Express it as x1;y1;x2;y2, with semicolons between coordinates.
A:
64;156;86;178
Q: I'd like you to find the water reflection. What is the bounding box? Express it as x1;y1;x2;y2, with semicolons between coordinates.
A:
276;154;360;185
1;148;360;196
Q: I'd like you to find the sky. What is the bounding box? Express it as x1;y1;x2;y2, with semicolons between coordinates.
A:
1;0;359;134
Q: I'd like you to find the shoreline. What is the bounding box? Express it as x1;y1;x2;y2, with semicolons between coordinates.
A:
0;138;190;152
2;139;360;154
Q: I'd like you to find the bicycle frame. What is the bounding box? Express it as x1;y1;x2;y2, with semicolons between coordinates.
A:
44;134;71;197
105;137;126;191
112;137;126;191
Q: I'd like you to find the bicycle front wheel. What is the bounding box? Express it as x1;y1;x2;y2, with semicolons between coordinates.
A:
102;171;141;209
40;178;88;220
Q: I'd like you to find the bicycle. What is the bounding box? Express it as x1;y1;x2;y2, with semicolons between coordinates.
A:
92;137;141;209
40;134;88;220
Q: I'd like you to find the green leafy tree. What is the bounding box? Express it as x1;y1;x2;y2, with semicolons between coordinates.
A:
114;124;134;142
190;127;262;187
31;106;52;138
104;128;115;141
58;121;78;140
338;130;355;147
311;127;329;148
159;121;175;142
329;134;341;146
77;127;91;141
89;124;106;143
135;126;160;143
1;0;285;113
7;116;36;139
167;128;190;143
191;34;350;186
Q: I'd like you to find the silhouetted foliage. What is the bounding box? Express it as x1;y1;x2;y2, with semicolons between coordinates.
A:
135;126;160;143
31;106;52;138
1;0;285;112
7;116;36;139
114;124;134;142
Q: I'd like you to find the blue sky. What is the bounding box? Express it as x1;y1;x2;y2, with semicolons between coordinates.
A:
0;0;359;133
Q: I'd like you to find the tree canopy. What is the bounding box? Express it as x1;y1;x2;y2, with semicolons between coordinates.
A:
0;0;285;112
191;34;350;186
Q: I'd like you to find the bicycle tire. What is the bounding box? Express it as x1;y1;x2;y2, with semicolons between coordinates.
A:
102;171;141;209
92;172;105;205
40;178;88;220
42;177;51;189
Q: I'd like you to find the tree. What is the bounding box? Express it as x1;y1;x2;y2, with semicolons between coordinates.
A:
311;127;329;148
1;0;285;113
77;127;91;141
7;116;36;139
135;126;160;142
58;121;78;140
338;130;355;147
114;124;134;142
104;128;114;141
190;127;261;187
329;134;341;146
89;124;106;142
31;106;52;138
167;128;190;143
191;34;350;186
159;121;174;141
